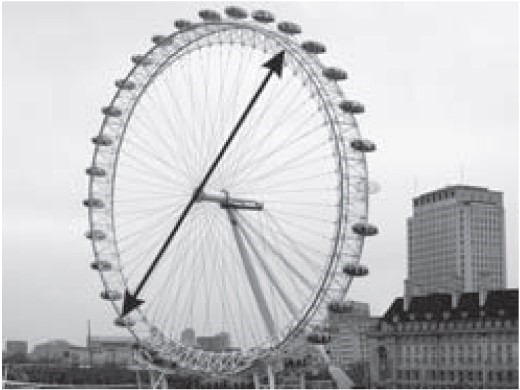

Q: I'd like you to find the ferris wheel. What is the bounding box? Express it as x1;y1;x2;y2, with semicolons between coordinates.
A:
85;6;378;375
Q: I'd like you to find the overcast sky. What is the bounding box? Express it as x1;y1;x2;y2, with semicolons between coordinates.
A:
3;1;518;349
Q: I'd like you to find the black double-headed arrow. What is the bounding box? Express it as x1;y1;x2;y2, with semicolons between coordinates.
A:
121;51;285;317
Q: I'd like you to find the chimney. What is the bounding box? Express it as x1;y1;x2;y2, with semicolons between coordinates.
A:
403;294;410;312
451;292;459;309
479;290;487;307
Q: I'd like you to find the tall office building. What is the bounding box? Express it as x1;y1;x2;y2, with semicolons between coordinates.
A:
405;185;506;298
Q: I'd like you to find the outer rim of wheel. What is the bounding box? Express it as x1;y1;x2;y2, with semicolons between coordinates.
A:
87;17;369;375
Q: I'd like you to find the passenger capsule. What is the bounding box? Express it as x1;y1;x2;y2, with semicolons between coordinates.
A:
100;290;122;301
323;67;348;81
339;100;365;114
307;332;331;344
350;139;376;152
91;135;112;146
198;9;221;22
131;55;154;66
352;222;378;236
86;166;106;177
301;41;326;54
277;21;302;35
115;79;136;91
174;19;193;30
101;106;122;117
252;10;275;23
224;6;248;19
90;260;112;271
85;229;106;241
83;198;104;209
114;317;135;327
343;263;369;277
151;35;171;45
328;301;353;314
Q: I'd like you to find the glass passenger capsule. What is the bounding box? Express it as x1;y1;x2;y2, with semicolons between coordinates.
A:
115;79;136;91
339;100;365;114
114;317;135;327
91;135;112;146
85;229;106;240
252;10;275;23
198;9;221;22
301;41;326;54
101;106;122;117
352;222;378;236
86;166;106;177
350;139;376;152
224;6;248;19
90;260;112;271
83;198;104;208
277;21;302;35
323;67;348;81
174;19;192;30
343;263;369;277
100;290;122;301
131;55;154;66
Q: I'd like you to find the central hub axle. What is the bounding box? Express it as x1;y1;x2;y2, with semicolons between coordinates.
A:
197;190;263;211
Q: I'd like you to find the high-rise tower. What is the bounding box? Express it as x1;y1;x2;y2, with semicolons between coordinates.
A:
405;185;506;298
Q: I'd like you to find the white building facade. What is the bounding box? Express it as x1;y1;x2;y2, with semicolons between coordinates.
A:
406;185;505;297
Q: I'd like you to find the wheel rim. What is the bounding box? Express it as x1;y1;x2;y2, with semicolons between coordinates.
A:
87;18;369;375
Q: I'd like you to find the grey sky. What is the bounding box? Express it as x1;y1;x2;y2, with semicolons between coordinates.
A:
3;1;518;348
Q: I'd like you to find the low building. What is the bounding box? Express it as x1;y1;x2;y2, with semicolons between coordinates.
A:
29;336;135;368
88;336;135;367
327;301;378;371
31;340;76;363
196;332;230;352
368;289;518;389
5;340;28;357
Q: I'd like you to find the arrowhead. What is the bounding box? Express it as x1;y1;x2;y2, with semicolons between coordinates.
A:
263;50;285;78
122;289;144;317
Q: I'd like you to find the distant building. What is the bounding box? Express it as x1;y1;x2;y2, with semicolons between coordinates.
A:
29;336;135;368
406;185;506;298
196;332;230;352
181;328;196;347
368;289;518;389
5;340;28;357
327;301;377;371
88;336;135;367
31;340;74;362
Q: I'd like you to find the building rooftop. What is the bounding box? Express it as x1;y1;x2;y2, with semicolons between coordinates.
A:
382;289;518;323
412;184;502;208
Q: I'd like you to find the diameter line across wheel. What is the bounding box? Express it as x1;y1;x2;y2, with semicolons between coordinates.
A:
85;6;378;375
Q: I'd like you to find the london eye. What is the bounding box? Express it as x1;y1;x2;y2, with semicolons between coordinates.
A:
85;6;377;376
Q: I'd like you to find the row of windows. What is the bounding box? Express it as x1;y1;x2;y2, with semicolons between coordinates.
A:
396;354;515;365
395;369;517;383
398;343;515;354
389;318;515;331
